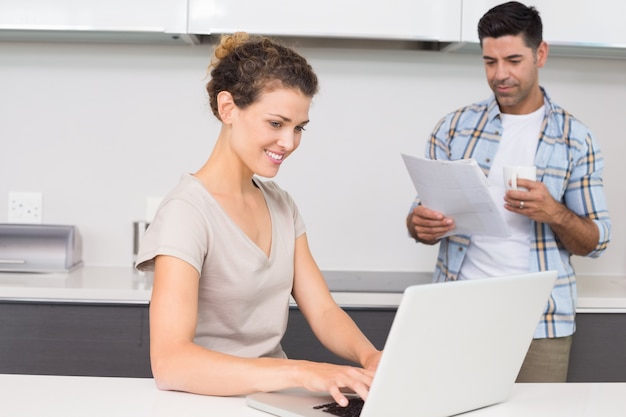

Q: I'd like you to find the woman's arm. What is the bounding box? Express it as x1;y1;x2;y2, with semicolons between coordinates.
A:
291;234;382;371
149;254;376;405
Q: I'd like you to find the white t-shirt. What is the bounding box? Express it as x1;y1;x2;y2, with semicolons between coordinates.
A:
136;174;305;359
458;106;544;280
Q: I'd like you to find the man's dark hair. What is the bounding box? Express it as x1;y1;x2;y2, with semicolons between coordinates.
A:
477;1;543;51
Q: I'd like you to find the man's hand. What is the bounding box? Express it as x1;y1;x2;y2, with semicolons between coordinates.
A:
406;205;455;245
504;178;599;256
503;178;564;224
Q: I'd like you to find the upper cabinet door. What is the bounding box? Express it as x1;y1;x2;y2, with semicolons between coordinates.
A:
188;0;462;42
0;0;188;33
461;0;626;46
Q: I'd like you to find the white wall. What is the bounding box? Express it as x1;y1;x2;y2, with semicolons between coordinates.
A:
1;40;624;275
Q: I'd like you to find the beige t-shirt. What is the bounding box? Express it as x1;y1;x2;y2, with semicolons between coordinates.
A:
136;174;306;359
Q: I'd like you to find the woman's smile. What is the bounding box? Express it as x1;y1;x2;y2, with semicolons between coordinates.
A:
265;149;285;163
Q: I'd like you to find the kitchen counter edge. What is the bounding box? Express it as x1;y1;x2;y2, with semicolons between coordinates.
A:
0;267;624;311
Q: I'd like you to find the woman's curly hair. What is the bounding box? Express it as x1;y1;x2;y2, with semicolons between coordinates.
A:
206;32;319;120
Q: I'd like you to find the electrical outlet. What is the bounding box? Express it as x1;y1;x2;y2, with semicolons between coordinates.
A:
8;192;43;224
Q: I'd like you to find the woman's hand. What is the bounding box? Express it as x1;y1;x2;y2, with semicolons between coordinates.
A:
296;361;375;406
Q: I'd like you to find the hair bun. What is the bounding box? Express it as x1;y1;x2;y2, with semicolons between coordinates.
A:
213;32;251;63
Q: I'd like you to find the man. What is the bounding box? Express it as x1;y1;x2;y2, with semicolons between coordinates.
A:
405;1;611;382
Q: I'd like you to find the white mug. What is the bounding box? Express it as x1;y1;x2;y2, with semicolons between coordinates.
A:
503;165;536;192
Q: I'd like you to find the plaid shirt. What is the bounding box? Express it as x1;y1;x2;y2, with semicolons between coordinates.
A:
411;88;611;338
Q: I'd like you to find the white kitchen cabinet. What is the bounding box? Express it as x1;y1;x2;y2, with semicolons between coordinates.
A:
188;0;462;42
0;0;187;34
461;0;626;46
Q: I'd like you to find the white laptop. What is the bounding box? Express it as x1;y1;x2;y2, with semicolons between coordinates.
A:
246;270;558;417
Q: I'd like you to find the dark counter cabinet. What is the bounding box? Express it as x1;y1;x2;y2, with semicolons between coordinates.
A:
1;301;625;383
0;301;152;378
282;307;397;365
283;307;626;383
568;313;626;382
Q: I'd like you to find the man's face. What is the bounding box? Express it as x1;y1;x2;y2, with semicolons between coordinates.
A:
482;34;547;115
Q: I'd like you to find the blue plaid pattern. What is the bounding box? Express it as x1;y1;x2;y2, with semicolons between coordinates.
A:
410;88;611;338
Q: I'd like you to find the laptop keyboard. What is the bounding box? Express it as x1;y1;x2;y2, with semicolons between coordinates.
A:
313;398;364;416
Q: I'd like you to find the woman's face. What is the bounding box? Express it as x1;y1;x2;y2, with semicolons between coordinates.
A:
230;87;311;178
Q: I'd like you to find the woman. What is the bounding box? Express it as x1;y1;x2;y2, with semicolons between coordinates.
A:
136;32;381;407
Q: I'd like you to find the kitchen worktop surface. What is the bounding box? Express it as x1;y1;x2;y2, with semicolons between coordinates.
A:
2;374;625;417
0;266;152;304
0;267;624;311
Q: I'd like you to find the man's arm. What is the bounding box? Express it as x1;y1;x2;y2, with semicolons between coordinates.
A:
548;205;599;256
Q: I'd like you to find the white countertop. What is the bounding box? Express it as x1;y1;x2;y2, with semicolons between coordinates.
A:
576;274;626;312
0;266;152;304
1;374;625;417
0;267;625;311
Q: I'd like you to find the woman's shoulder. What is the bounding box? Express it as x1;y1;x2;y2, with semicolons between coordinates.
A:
169;173;207;195
160;174;213;206
147;174;218;227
